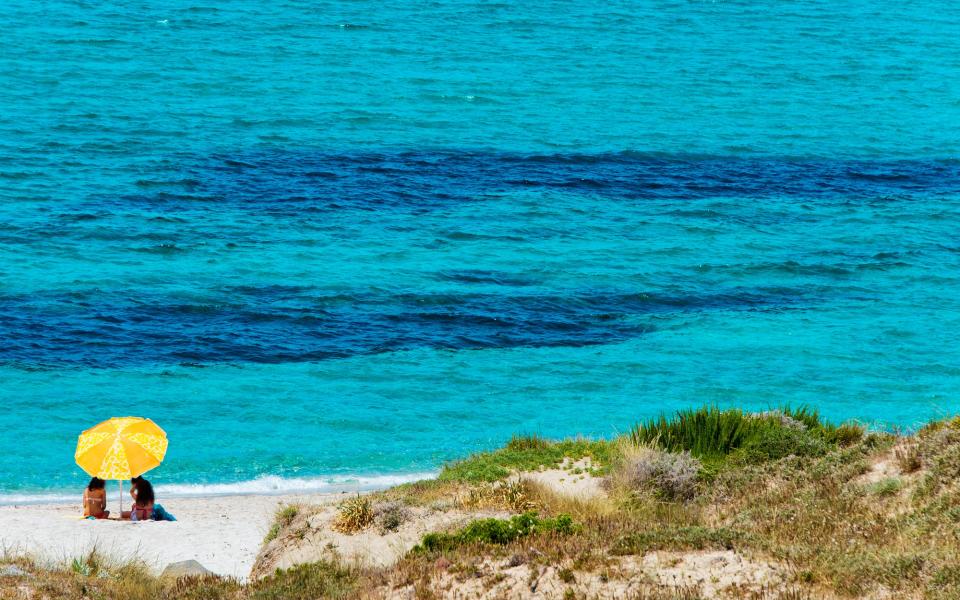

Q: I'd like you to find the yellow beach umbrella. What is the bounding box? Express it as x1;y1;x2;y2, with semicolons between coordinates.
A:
75;417;168;513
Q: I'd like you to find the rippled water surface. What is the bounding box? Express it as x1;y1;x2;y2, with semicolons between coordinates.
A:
2;0;959;498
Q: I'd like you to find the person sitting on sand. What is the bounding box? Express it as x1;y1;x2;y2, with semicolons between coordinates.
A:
124;477;176;522
82;477;109;519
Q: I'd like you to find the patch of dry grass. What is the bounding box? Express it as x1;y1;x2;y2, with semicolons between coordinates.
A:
0;553;242;600
331;495;374;534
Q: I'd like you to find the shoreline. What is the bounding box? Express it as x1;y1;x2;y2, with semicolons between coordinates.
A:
0;471;439;507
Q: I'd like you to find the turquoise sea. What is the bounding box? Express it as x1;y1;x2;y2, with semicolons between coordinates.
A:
2;0;960;501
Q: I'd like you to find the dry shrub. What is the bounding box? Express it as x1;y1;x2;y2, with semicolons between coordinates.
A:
610;443;701;501
373;501;412;534
458;479;538;512
895;442;922;473
332;495;374;534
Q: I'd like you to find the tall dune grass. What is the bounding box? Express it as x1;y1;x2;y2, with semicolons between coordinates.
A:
627;405;848;464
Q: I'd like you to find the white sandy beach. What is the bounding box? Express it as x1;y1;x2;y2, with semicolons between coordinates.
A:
0;493;343;580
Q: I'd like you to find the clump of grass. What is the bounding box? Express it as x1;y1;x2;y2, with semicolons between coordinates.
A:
460;479;538;512
824;423;866;447
167;574;241;600
608;443;700;501
264;505;300;543
506;434;552;452
629;406;838;468
373;501;411;534
332;495;373;534
439;437;613;482
895;443;922;473
70;549;108;577
414;512;578;553
869;477;903;497
249;561;357;600
558;567;576;583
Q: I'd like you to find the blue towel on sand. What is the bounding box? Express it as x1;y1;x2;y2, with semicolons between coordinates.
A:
152;504;176;521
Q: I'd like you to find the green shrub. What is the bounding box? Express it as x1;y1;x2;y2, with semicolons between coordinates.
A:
735;425;829;463
822;423;865;447
264;505;300;543
414;512;578;553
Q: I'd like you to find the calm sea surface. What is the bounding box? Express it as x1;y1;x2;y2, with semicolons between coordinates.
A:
2;0;960;499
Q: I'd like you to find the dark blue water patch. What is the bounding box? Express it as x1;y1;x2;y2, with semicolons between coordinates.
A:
434;270;540;286
107;151;960;215
0;286;810;368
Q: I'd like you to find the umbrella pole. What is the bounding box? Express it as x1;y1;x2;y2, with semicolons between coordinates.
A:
118;480;123;516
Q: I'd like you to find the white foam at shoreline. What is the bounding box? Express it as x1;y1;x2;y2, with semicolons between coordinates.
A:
0;471;438;506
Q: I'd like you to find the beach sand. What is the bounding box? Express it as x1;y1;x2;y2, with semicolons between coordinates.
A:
0;493;342;580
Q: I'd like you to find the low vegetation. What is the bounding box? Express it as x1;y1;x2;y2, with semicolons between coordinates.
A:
414;511;578;553
438;434;613;482
264;505;300;543
7;406;960;599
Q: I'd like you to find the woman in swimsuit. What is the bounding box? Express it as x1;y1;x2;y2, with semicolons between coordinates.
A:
82;477;109;519
129;477;155;521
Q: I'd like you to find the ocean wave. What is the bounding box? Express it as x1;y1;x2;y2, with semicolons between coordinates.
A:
0;472;437;506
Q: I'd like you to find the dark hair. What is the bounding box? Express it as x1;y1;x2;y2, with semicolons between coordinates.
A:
87;477;105;491
134;478;155;506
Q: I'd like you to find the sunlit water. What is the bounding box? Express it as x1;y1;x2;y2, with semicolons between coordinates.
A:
2;0;959;500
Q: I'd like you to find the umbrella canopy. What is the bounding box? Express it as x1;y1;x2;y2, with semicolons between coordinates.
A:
75;417;168;481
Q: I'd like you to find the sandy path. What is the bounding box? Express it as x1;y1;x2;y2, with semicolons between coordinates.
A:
0;493;341;580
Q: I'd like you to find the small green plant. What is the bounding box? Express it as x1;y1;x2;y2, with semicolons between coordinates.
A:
70;549;103;577
870;477;903;497
558;567;576;583
414;512;578;553
332;495;373;534
264;524;281;544
264;505;300;543
277;505;299;526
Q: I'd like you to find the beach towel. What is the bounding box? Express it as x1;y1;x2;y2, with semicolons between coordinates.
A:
152;503;176;521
